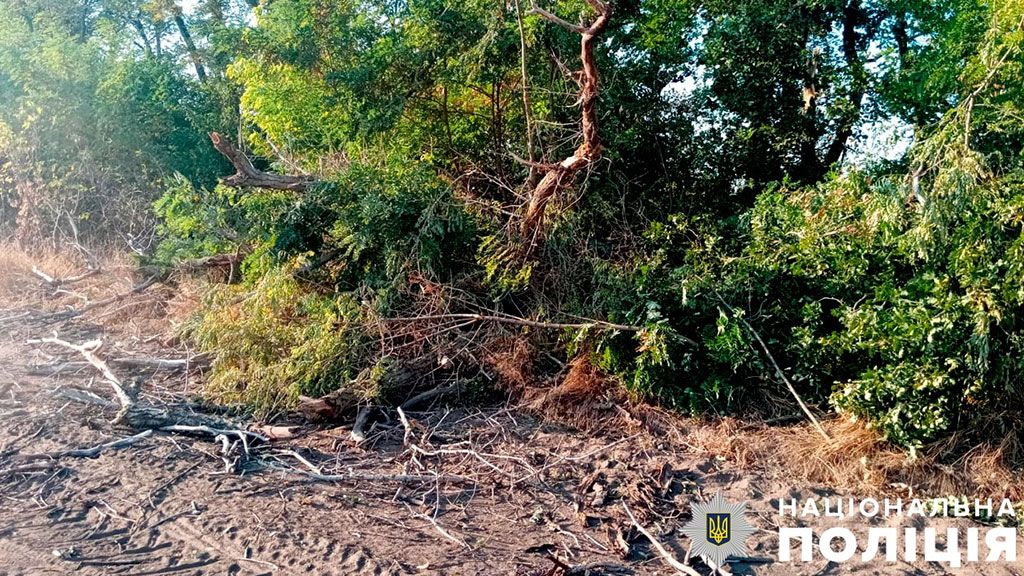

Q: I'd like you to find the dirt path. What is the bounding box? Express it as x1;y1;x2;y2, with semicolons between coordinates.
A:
0;299;1021;575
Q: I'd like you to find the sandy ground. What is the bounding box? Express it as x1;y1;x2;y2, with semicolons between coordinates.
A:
0;269;1021;575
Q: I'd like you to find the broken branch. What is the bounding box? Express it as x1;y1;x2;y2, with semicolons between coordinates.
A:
60;430;153;458
210;132;316;191
29;337;136;417
527;4;585;33
715;294;831;442
622;501;702;576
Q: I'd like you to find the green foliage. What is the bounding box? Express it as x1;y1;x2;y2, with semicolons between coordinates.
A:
153;176;244;262
320;161;477;289
9;0;1024;454
0;0;232;241
189;266;374;418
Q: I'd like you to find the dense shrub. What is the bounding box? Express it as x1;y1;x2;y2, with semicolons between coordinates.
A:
9;0;1024;453
160;157;476;412
189;266;375;418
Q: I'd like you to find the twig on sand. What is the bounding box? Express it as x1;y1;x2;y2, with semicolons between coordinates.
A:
404;503;470;549
545;555;632;576
16;430;153;460
236;557;280;571
276;449;323;475
621;501;702;576
60;430;153;458
269;463;472;485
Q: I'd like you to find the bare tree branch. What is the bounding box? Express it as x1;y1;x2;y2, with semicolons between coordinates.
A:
519;1;611;251
527;4;585;33
209;132;317;191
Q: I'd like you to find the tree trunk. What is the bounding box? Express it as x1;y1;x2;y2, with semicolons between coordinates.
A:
209;132;317;191
172;8;207;82
822;0;866;169
130;18;153;56
519;0;611;252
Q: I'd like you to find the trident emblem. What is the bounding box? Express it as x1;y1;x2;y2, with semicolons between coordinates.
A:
706;512;731;545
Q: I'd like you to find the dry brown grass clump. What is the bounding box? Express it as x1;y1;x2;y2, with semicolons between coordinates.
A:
606;398;1024;501
763;417;1022;499
0;242;206;341
481;336;536;393
0;246;81;306
522;354;623;433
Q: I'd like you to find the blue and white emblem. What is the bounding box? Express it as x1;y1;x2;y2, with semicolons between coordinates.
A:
681;492;756;569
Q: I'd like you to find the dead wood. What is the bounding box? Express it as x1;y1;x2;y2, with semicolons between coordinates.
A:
621;501;702;576
254;425;302;440
295;387;361;422
59;430;153;458
118;408;243;432
40;273;161;323
32;266;100;289
209;132;316;191
715;294;830;442
30;337;136;417
160;424;267;445
31;266;56;285
519;0;611;252
55;387;118;408
28;356;207;376
400;382;462;410
172;253;244;279
384;311;666;336
29;337;251;435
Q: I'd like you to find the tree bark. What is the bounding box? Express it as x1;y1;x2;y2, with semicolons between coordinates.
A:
209;132;317;191
172;8;207;82
519;0;610;252
893;14;909;66
799;43;823;181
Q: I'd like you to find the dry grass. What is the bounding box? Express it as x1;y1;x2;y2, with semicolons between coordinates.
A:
481;336;536;393
658;414;1024;501
522;354;622;432
0;242;204;340
0;246;81;307
508;353;1024;501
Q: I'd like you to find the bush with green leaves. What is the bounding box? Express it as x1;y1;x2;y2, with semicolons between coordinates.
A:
189;265;376;418
158;156;478;412
134;0;1024;453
